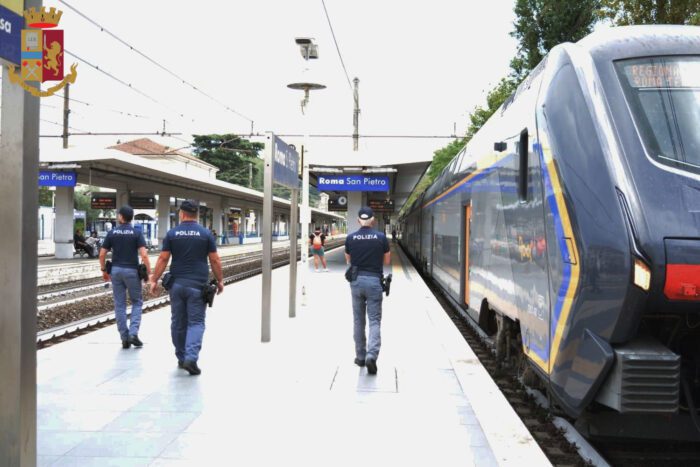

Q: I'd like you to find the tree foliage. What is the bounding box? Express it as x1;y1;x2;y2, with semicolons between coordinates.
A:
511;0;599;79
191;134;320;206
38;187;53;207
599;0;700;25
191;134;265;188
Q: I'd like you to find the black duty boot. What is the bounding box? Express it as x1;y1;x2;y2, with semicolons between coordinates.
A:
129;335;143;347
182;360;201;376
178;360;185;369
122;339;131;349
354;358;366;367
366;358;377;375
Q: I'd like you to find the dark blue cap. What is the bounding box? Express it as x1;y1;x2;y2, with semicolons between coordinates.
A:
118;205;134;221
180;199;199;214
358;206;374;220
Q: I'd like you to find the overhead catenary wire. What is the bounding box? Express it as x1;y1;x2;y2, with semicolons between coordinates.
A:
320;0;353;92
64;49;189;120
51;93;153;120
58;0;254;124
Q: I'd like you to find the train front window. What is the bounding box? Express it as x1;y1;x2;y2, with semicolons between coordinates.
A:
616;56;700;175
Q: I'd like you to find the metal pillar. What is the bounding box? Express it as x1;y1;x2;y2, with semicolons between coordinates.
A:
289;188;298;318
240;208;247;243
261;133;274;342
300;145;310;305
0;36;41;465
157;194;170;245
346;191;363;233
54;185;75;259
116;189;128;208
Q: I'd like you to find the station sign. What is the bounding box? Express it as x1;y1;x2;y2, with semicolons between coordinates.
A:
317;174;390;192
328;195;348;211
0;3;22;65
367;199;394;212
129;193;156;209
38;170;77;187
91;192;117;210
273;137;299;189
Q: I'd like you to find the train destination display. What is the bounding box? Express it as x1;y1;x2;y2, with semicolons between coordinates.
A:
91;192;117;210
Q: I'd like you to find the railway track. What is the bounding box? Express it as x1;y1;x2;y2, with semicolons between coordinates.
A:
37;247;286;301
404;245;700;467
37;240;343;348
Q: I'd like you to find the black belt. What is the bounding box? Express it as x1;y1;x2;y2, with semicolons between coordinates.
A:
357;271;382;278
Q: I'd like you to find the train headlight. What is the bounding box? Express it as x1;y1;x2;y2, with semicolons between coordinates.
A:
634;258;651;291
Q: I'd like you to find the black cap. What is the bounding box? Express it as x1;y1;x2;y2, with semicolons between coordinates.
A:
118;205;134;221
358;206;374;220
180;199;199;214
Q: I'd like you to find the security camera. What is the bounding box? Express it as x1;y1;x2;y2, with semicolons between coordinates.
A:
295;37;319;60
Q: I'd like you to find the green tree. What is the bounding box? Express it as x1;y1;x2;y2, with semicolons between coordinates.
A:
73;185;102;228
599;0;700;24
511;0;599;78
191;134;265;188
38;187;53;207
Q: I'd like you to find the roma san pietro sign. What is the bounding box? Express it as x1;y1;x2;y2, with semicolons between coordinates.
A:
317;174;389;192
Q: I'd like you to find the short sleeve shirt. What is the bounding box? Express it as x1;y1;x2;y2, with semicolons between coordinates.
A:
162;221;217;283
101;223;146;269
309;233;326;246
344;227;390;276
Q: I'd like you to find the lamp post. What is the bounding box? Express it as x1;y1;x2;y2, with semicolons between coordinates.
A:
287;37;325;307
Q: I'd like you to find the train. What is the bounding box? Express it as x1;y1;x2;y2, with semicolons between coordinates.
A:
399;25;700;440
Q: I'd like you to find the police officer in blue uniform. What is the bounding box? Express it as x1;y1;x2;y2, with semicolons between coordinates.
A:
149;199;224;375
99;205;152;349
344;207;391;375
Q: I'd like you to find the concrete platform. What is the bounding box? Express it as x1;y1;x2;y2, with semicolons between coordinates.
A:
36;245;550;466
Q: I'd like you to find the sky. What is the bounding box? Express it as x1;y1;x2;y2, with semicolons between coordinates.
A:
20;0;519;165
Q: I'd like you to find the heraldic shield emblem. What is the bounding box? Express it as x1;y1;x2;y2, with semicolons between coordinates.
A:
8;6;77;97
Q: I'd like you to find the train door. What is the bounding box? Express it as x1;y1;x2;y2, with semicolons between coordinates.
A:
463;203;472;307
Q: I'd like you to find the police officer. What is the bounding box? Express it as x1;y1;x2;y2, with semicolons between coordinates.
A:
149;199;224;375
344;207;391;375
99;205;151;349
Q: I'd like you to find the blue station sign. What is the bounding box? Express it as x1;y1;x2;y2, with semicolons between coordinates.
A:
39;171;77;187
273;137;299;189
0;4;22;66
317;174;390;192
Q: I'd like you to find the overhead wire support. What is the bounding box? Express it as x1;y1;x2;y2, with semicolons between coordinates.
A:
58;0;254;124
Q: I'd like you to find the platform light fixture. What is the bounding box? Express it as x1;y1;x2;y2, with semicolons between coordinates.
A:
287;38;326;114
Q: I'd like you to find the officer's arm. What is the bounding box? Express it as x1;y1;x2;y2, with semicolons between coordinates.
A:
208;252;224;294
384;251;391;266
99;248;108;271
139;247;151;275
151;251;171;283
345;253;351;265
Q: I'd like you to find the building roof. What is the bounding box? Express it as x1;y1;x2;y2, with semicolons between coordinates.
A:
109;138;219;172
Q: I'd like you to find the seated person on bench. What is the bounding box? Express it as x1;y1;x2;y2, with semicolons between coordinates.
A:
74;229;96;258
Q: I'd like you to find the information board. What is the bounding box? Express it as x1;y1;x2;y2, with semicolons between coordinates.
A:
0;4;22;65
129;193;156;209
317;174;390;192
38;171;77;187
273;137;299;189
328;195;348;211
367;199;394;212
91;192;117;210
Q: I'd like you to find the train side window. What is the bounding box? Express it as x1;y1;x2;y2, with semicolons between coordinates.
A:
518;128;529;201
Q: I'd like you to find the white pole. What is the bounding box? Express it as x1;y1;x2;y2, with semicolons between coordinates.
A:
261;133;274;342
300;143;310;306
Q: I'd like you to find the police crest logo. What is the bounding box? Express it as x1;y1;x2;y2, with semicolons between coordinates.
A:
7;6;78;97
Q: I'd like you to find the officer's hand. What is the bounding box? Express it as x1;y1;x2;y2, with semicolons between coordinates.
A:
216;281;224;295
148;280;158;295
102;272;110;282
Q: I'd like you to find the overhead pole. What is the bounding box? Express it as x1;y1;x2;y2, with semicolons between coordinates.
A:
0;0;42;461
353;77;360;151
62;83;70;149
